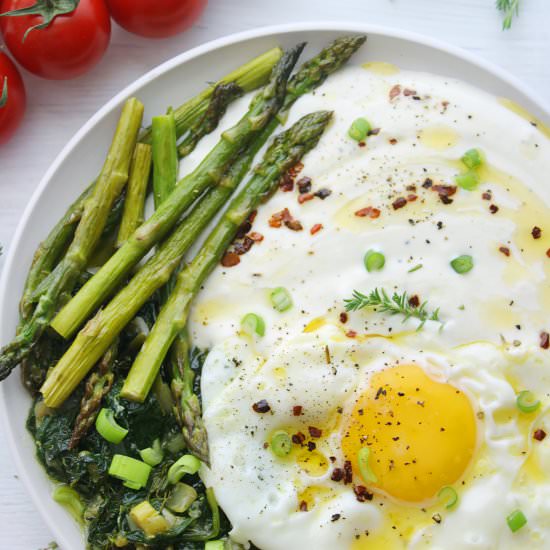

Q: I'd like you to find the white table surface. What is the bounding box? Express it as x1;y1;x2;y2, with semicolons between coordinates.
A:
1;0;549;547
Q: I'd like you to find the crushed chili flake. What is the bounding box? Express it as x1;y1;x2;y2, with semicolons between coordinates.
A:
355;206;381;218
403;88;417;96
406;184;417;192
369;127;381;136
389;84;401;100
408;295;420;308
248;210;257;223
422;178;433;189
308;426;322;438
532;226;542;239
307;441;317;451
279;173;294;192
534;429;547;441
269;208;294;228
298;193;314;204
499;246;510;257
285;219;303;231
310;223;323;235
489;204;499;214
314;188;332;200
288;161;304;178
441;101;449;112
346;330;357;338
392;197;407;210
353;485;374;502
339;312;348;324
432;185;457;198
546;249;550;258
358;141;366;148
331;468;344;482
252;399;271;413
297;177;312;194
221;251;240;267
292;432;306;445
293;405;303;416
540;331;550;349
389;138;398;145
248;232;264;242
343;460;353;484
482;191;492;201
407;194;418;202
299;501;308;512
235;220;252;239
233;236;254;255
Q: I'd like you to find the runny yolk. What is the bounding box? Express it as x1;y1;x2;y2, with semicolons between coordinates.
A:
342;365;477;503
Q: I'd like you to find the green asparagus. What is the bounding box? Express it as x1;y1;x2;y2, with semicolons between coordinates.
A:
152;110;178;209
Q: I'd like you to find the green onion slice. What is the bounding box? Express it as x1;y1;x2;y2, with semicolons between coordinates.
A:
506;509;527;533
108;454;151;490
205;541;225;550
139;439;164;466
357;447;378;483
167;454;202;485
270;430;292;457
364;250;385;272
516;390;540;413
455;171;480;191
438;486;458;509
348;117;372;141
241;313;266;337
53;485;84;524
461;148;484;170
95;408;128;444
450;255;473;274
165;482;198;513
270;287;292;312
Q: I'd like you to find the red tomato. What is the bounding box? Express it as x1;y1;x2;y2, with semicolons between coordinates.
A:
106;0;207;39
0;0;111;80
0;51;26;145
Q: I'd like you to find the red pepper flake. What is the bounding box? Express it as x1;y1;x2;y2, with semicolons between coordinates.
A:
331;468;344;482
346;330;357;338
389;84;401;100
297;177;312;194
293;405;303;416
532;226;542;239
355;206;381;219
499;246;510;257
308;426;322;438
343;460;353;484
279;173;294;192
298;192;314;204
353;485;374;502
263;441;269;449
292;432;306;445
482;191;492;201
403;88;417;96
406;184;417;192
307;441;317;451
540;331;550;349
369;127;381;136
299;500;308;512
389;138;398;145
339;312;348;324
285;219;303;231
249;232;264;242
441;101;449;112
546;249;550;258
534;429;547;441
221;251;240;267
314;188;332;200
248;210;258;223
252;399;271;413
235;220;252;239
268;208;292;228
392;197;407;210
407;194;418;202
310;223;323;235
233;236;254;255
408;295;420;308
489;204;499;214
358;141;366;148
422;178;433;189
288;161;304;178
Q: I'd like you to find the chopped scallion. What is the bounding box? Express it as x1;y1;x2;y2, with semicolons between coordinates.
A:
167;454;202;485
139;439;164;466
357;447;378;483
438;486;458;509
450;255;473;274
95;408;128;444
516;390;540;413
455;171;480;191
270;287;292;312
461;148;484;170
364;250;385;272
108;454;151;490
408;263;423;273
53;485;84;524
270;430;292;457
205;541;225;550
348;117;372;141
166;482;198;513
241;313;266;337
506;509;527;533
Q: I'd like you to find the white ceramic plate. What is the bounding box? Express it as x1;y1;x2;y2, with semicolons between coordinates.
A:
1;22;549;550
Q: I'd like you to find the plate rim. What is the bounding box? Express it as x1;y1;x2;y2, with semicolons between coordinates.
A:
1;20;549;549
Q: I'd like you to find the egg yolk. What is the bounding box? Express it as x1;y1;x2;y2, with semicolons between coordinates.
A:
342;365;476;503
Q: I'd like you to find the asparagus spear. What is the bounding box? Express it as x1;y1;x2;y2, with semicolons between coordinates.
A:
17;48;281;325
122;110;333;402
116;144;152;248
68;343;118;450
0;99;144;382
152;111;178;209
50;45;304;341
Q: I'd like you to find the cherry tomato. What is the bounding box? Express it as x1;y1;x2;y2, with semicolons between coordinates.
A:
0;0;111;80
106;0;207;39
0;51;26;144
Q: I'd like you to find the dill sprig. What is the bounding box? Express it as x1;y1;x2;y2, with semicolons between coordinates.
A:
344;288;442;329
496;0;521;30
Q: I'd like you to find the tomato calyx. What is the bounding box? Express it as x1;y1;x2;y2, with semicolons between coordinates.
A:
0;77;7;108
0;0;80;41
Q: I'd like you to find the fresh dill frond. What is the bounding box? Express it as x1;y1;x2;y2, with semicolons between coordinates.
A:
496;0;521;30
344;288;442;330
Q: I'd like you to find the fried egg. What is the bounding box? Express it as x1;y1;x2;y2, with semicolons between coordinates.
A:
187;61;550;549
